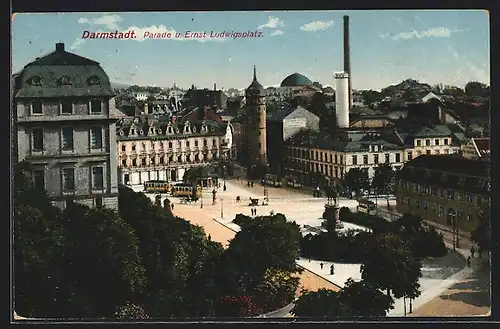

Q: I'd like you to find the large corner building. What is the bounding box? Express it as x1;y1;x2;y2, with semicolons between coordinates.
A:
12;42;120;209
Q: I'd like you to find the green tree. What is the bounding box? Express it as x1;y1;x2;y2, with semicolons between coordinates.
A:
313;81;323;89
465;81;490;97
360;90;383;107
60;204;147;317
391;256;422;315
344;168;369;198
14;163;67;318
338;278;394;316
222;214;302;295
292;289;352;317
254;268;300;311
118;186;225;317
371;163;396;204
115;302;149;320
360;233;420;298
471;204;491;256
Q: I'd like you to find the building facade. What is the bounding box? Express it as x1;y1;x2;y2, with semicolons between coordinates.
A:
244;66;267;167
395;155;490;232
283;130;406;185
399;125;461;161
12;42;119;209
116;118;236;185
266;105;319;174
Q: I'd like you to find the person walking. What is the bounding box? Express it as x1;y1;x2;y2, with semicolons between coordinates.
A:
171;203;174;210
330;264;335;275
254;208;257;216
320;262;324;270
470;245;476;258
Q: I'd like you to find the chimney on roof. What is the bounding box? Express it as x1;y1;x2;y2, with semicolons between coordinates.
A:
55;43;65;52
214;83;217;91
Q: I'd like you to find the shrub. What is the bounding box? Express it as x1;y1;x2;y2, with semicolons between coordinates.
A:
233;214;252;227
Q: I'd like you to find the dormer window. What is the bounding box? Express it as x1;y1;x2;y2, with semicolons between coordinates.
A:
157;129;162;134
30;75;42;86
88;75;100;85
60;76;72;85
129;128;136;136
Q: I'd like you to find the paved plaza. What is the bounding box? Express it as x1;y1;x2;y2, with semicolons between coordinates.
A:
132;179;488;316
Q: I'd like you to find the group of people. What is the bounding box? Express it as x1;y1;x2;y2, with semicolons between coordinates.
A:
466;245;477;267
319;262;335;275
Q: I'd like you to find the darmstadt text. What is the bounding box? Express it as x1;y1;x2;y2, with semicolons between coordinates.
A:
82;30;137;39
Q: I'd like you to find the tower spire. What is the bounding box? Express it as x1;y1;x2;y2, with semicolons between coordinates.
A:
253;65;257;82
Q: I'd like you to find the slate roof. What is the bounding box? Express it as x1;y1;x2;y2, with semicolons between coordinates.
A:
246;66;266;97
266;104;296;121
284;130;405;152
117;119;226;141
397;155;490;195
13;43;115;98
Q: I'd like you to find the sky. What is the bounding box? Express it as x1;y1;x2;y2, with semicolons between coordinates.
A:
12;10;490;91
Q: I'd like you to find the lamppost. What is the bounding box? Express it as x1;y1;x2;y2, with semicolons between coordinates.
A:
223;165;227;191
220;197;224;219
451;212;457;250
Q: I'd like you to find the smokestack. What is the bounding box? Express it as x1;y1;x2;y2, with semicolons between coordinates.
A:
343;15;352;108
334;72;350;128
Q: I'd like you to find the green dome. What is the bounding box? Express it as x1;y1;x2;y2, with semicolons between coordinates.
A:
280;73;313;87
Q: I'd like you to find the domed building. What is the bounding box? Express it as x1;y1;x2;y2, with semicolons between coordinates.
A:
278;72;320;98
280;72;314;87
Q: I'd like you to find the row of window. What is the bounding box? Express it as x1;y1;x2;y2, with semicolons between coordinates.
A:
120;138;218;152
33;166;104;192
399;197;473;221
29;99;103;116
415;138;450;147
407;149;450;161
286;148;403;165
120;153;218;167
32;127;103;152
399;181;487;205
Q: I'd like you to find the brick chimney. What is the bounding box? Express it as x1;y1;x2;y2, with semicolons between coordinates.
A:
56;42;65;52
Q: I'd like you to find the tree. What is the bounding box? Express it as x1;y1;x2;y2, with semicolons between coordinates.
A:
465;81;490;97
360;233;421;299
338;278;394;316
254;268;300;311
360;90;383;107
313;81;323;89
292;289;352;317
115;302;149;320
222;214;302;295
217;295;261;317
442;85;465;97
60;204;147;317
402;89;418;103
471;204;491;256
343;168;369;198
371;164;396;204
14;163;67;317
391;256;422;315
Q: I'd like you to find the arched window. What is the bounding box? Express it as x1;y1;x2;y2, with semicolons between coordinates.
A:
60;76;72;85
31;75;42;86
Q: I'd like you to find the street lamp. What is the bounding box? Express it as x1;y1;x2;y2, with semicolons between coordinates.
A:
220;197;224;219
223;165;227;191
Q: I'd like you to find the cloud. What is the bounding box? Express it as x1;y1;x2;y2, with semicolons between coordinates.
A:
380;27;467;41
257;16;285;29
69;38;86;50
270;30;284;36
78;14;123;30
300;20;334;32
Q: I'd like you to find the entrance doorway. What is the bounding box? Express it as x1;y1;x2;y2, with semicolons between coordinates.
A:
171;170;177;182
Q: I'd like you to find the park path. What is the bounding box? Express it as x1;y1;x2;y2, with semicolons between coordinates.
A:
171;187;341;296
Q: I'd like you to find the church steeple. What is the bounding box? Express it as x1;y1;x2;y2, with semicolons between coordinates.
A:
246;65;265;97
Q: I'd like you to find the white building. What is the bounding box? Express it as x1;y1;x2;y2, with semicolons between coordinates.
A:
117;118;236;185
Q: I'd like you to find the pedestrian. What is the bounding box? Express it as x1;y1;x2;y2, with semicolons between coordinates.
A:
251;208;254;216
320;262;324;270
330;264;334;275
171;203;174;210
470;245;476;258
200;200;203;209
254;208;257;216
251;182;254;187
467;256;471;267
208;234;211;241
